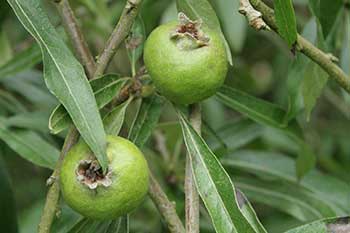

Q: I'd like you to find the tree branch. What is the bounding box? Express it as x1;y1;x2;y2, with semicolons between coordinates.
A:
185;103;201;233
94;0;143;77
38;127;79;233
241;0;350;93
54;0;96;79
148;172;185;233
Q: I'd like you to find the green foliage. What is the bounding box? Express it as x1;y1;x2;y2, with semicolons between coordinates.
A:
7;0;109;171
274;0;298;47
1;0;349;232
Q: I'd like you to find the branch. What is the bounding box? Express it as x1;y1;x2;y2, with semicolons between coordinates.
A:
238;0;270;30
94;0;143;77
241;0;350;94
54;0;96;79
148;172;185;233
38;128;79;233
185;103;201;233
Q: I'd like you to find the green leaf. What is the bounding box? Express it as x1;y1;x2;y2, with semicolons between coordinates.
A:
0;89;27;114
235;177;336;222
274;0;298;47
286;18;317;121
0;155;18;233
284;216;350;233
0;29;13;66
207;118;263;153
128;95;164;148
126;16;146;75
222;150;350;214
216;85;316;179
7;0;108;170
0;44;41;80
175;0;233;65
5;111;50;133
216;85;303;140
319;0;343;38
49;75;128;134
296;143;316;180
103;97;133;135
177;110;266;233
0;118;59;169
340;13;350;76
4;77;57;108
302;62;328;120
67;216;129;233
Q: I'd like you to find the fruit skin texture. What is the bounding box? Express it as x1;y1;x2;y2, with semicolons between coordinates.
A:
144;21;228;105
60;135;149;220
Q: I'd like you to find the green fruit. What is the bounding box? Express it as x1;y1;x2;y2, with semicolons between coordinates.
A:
144;14;228;105
60;135;149;220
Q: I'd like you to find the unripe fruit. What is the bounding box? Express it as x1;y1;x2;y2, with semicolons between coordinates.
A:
60;135;149;220
144;13;228;105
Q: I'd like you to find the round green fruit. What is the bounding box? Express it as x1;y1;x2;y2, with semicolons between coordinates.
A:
144;14;228;105
60;135;149;220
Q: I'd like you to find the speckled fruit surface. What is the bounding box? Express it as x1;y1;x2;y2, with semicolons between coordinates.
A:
144;20;228;105
60;135;149;220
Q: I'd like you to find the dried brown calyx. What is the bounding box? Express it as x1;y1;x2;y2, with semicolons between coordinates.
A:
76;159;112;190
170;12;210;50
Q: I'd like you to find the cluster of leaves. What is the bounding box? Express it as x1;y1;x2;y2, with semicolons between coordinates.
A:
0;0;349;233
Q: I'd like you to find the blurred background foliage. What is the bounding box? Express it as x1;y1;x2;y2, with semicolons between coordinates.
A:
0;0;349;232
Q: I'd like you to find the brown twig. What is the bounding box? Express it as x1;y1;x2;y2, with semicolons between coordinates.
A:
240;0;350;94
94;0;143;77
148;172;185;233
185;103;201;233
54;0;96;79
38;128;79;233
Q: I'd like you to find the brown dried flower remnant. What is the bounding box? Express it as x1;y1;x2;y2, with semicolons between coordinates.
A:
170;12;210;49
76;159;113;189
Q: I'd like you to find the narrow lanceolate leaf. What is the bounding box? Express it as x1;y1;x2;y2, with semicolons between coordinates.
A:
235;177;336;222
175;0;233;65
128;95;164;148
126;16;146;74
67;216;129;233
0;43;41;80
284;216;350;233
104;97;133;135
49;75;128;134
221;150;350;214
177;110;266;233
0;118;59;169
274;0;297;47
216;85;302;140
0;156;18;233
216;85;316;178
7;0;109;170
319;0;343;38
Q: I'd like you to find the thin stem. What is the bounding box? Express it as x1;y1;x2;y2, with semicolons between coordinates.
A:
54;0;96;79
94;0;143;77
38;128;79;233
243;0;350;93
185;103;201;233
148;172;185;233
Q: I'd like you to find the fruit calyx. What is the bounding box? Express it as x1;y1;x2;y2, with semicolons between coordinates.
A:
76;159;113;189
170;12;210;50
